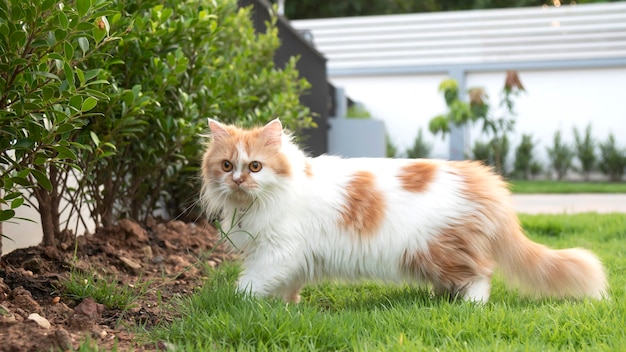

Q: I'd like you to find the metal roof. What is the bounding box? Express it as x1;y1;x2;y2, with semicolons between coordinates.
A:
291;2;626;76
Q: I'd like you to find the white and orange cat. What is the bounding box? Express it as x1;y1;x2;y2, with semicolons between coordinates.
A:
200;119;607;303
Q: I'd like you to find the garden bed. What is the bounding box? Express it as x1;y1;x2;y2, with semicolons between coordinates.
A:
0;218;231;351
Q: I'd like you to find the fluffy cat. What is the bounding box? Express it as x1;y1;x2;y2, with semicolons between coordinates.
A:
200;119;607;303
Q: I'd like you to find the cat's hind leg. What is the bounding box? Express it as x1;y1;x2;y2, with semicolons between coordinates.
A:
431;274;491;303
461;275;492;303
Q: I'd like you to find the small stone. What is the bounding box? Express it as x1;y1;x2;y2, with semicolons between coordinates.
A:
11;287;41;313
28;312;51;329
207;260;217;268
118;218;149;244
141;245;153;260
53;327;73;350
166;255;190;267
74;298;104;320
151;255;165;264
52;296;61;304
119;256;142;272
71;298;104;331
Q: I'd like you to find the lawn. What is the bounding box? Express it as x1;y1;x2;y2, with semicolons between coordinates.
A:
148;213;626;351
509;180;626;194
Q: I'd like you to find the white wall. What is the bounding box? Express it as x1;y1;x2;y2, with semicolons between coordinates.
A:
330;74;449;158
466;67;626;166
2;180;96;254
2;202;42;253
331;67;626;166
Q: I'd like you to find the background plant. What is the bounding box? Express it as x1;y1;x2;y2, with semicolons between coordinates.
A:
346;103;371;119
573;124;596;181
513;134;542;180
429;71;524;175
598;133;626;182
546;130;574;180
474;71;524;175
405;128;432;159
428;78;476;140
471;140;492;166
0;0;118;250
386;135;399;158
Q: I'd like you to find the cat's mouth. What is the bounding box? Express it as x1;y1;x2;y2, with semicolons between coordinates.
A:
229;185;255;200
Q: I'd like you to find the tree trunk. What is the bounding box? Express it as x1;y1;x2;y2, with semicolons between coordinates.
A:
35;187;57;248
0;215;3;257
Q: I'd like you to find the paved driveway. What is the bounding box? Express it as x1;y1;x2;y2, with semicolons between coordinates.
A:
512;194;626;214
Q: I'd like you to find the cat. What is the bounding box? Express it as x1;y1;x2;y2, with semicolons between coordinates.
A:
200;118;607;303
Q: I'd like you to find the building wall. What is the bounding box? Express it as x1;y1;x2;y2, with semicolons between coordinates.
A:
293;2;626;163
330;67;626;164
330;74;449;158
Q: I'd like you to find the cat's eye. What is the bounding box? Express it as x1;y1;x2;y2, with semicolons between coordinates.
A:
249;161;262;172
221;160;233;172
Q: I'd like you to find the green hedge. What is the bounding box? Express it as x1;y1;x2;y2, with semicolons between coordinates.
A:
0;0;313;248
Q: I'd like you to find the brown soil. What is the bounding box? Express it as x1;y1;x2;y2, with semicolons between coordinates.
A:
0;218;232;351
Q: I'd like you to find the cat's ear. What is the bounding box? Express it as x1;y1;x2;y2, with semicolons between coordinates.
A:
208;118;229;140
262;119;283;147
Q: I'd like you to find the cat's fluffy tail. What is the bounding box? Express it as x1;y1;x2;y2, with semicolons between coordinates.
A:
493;224;607;300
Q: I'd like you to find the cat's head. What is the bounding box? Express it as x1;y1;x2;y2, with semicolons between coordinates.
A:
201;119;292;209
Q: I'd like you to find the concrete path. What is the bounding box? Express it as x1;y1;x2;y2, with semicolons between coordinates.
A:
512;194;626;214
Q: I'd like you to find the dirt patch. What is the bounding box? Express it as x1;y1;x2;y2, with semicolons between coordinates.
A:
0;218;232;351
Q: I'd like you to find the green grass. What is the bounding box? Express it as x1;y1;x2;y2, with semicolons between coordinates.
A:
147;213;626;351
509;180;626;194
62;269;150;311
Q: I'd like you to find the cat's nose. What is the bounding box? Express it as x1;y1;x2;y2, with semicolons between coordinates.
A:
233;177;244;185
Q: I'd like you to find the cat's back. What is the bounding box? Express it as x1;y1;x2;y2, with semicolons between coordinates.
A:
301;155;510;215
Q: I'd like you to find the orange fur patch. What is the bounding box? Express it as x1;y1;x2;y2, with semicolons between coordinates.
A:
398;161;438;193
339;171;385;237
401;160;506;295
403;227;494;294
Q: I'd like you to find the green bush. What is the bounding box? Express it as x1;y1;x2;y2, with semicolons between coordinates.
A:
471;136;509;175
573;124;596;181
546;130;574;180
472;140;492;166
75;0;313;226
386;135;399;158
598;134;626;182
405;128;431;159
513;134;541;180
0;0;117;247
1;0;314;249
